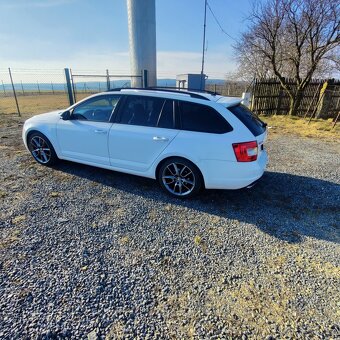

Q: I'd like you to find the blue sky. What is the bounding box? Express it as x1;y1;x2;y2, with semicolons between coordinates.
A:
0;0;253;79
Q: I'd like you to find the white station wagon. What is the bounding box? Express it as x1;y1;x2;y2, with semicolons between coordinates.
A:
23;88;268;198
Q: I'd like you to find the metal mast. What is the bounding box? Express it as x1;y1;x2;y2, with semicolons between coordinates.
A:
200;0;207;90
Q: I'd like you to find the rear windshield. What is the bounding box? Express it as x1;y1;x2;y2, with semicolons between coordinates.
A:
228;104;266;136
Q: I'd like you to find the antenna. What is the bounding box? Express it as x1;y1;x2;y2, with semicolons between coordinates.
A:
200;0;207;90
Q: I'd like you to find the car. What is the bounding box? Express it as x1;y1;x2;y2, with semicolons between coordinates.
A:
22;88;268;198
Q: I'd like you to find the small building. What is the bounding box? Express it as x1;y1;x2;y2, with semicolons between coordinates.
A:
176;73;206;90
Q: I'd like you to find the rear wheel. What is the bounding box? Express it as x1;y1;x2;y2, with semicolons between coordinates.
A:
158;157;203;198
28;132;58;166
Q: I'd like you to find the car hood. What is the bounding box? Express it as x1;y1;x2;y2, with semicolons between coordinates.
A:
25;110;63;123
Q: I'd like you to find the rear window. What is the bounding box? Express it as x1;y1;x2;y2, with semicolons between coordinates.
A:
228;104;266;136
179;101;233;134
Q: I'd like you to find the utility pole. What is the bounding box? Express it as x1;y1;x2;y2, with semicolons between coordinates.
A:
200;0;207;91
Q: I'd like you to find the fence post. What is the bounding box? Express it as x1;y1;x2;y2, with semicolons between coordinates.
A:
70;68;77;103
21;81;25;96
1;80;6;96
64;68;74;106
37;81;41;94
106;69;110;91
8;68;21;116
51;82;55;94
277;90;284;115
142;69;148;88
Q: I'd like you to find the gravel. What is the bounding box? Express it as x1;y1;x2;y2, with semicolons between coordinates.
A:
0;117;339;339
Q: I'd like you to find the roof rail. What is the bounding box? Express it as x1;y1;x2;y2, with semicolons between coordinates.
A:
148;86;220;96
107;87;212;101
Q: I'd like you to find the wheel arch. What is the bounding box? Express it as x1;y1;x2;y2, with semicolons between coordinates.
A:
26;129;41;143
155;156;206;189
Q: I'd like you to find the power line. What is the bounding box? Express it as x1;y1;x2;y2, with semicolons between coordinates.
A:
206;1;237;42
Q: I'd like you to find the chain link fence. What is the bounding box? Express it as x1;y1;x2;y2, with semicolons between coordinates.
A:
0;68;143;117
0;68;69;116
2;68;338;123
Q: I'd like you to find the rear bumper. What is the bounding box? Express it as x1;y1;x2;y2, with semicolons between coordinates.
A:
199;150;268;190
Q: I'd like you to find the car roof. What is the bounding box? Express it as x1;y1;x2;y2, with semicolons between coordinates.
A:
100;88;242;107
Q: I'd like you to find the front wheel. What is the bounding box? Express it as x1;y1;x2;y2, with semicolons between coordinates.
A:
158;158;203;198
28;132;58;166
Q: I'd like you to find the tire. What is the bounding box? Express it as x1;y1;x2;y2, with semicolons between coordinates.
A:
27;131;58;166
158;157;203;198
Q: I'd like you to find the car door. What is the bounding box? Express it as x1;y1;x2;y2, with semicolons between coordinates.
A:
57;95;121;165
108;95;179;172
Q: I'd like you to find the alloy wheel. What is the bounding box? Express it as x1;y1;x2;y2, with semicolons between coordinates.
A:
29;136;52;164
161;162;196;196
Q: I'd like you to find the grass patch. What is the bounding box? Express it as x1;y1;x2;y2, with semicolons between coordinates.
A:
262;115;340;141
0;229;21;249
0;190;8;198
50;191;62;198
12;215;26;224
0;93;93;116
119;236;130;245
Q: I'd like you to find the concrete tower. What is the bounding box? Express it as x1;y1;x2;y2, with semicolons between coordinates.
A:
127;0;157;87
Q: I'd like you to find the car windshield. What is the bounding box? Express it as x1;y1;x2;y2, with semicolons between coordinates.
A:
228;104;266;136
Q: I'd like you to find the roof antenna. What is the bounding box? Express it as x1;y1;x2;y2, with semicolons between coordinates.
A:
200;0;207;91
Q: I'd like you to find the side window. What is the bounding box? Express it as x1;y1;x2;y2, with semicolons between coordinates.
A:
157;100;175;129
179;101;233;133
72;95;120;122
119;96;165;127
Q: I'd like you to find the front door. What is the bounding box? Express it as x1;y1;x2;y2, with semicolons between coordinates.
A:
57;95;120;165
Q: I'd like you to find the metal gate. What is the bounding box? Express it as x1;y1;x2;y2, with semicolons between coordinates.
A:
64;68;147;105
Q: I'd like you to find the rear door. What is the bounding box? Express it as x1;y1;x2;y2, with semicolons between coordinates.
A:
108;96;179;172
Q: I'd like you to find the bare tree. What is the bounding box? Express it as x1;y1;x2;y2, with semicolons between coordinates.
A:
234;0;339;115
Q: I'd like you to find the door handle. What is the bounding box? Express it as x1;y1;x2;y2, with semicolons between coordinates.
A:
153;136;169;141
94;129;107;134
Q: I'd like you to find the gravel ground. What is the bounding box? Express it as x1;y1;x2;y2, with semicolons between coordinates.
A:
0;116;339;339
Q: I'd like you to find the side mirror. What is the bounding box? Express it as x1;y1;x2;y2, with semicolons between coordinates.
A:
61;110;71;120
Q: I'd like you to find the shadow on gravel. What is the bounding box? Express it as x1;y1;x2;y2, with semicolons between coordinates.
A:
54;161;340;244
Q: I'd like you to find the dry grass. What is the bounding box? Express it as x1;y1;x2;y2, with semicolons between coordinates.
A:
0;92;93;115
0;189;8;198
0;229;21;250
50;191;62;198
12;215;26;224
262;115;340;141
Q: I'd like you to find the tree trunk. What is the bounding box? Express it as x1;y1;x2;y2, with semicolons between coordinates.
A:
288;90;303;116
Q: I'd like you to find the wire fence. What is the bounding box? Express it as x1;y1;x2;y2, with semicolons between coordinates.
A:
0;68;69;116
0;68;144;116
1;68;339;123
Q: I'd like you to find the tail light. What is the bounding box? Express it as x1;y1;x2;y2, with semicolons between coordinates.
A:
232;141;258;162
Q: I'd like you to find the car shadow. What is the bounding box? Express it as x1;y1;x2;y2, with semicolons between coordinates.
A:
53;161;340;244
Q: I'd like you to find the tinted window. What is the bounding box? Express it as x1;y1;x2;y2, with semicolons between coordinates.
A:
179;101;233;133
119;96;166;127
157;100;175;129
228;104;266;136
72;95;120;122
